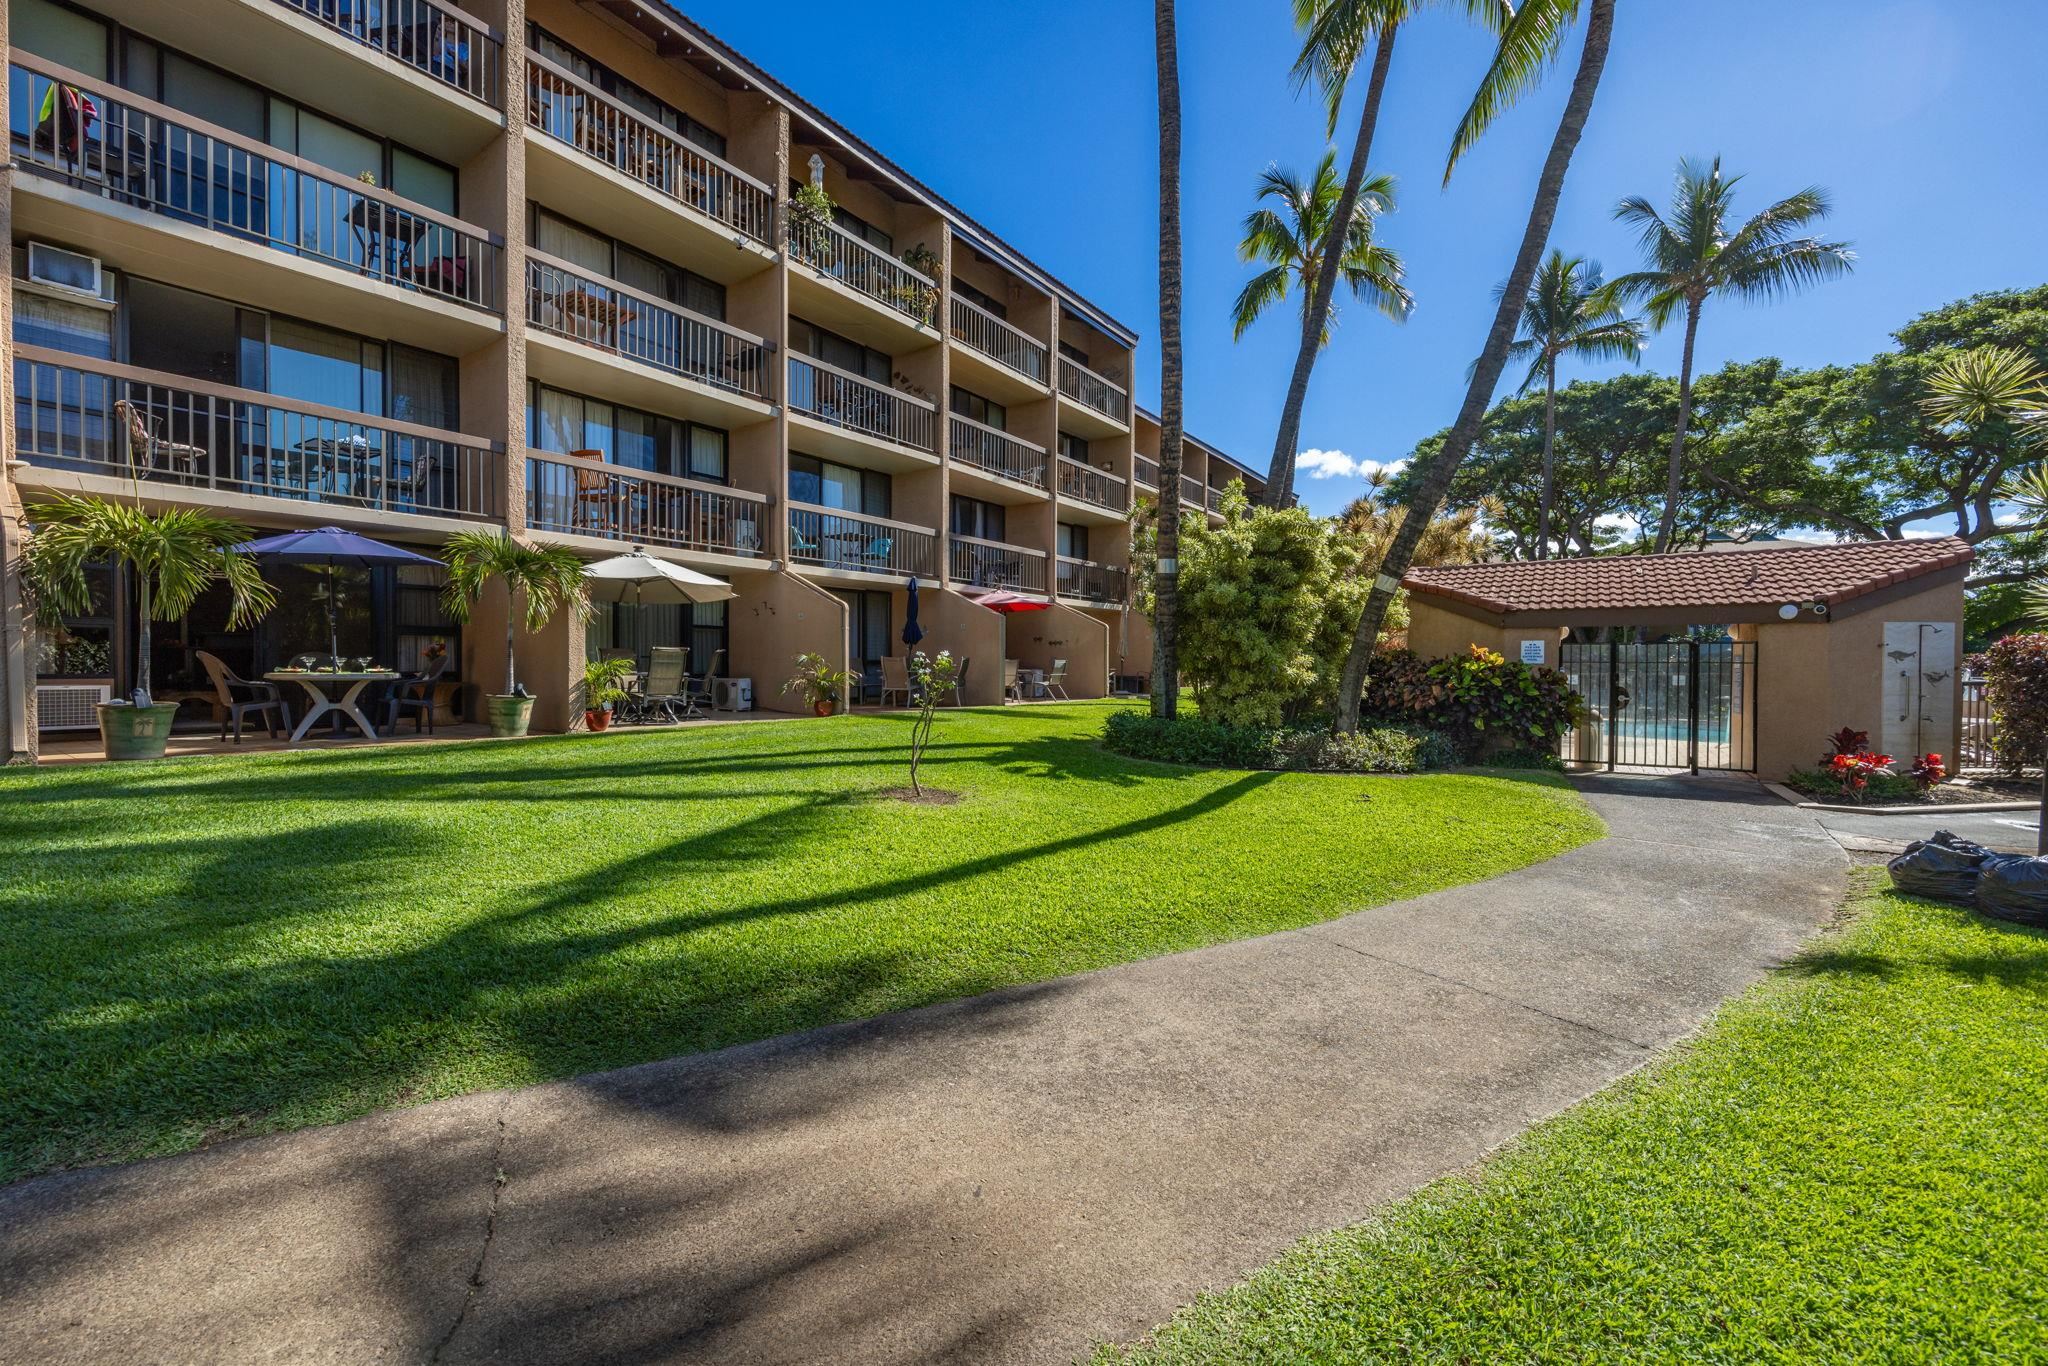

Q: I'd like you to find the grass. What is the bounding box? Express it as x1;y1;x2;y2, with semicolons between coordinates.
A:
1099;875;2048;1364
0;700;1598;1185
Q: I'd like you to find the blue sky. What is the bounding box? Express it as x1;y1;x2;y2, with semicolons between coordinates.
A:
704;1;2048;515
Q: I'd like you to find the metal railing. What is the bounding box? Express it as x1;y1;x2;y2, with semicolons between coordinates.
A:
1057;456;1127;512
271;0;503;107
788;355;936;452
13;346;504;520
787;503;936;579
1962;672;1997;770
1180;474;1204;506
950;295;1047;383
948;414;1047;489
526;54;773;247
949;534;1047;593
1056;556;1128;603
527;451;766;555
11;56;503;314
1057;356;1130;422
787;216;937;326
1132;454;1160;489
1207;485;1225;512
525;252;771;400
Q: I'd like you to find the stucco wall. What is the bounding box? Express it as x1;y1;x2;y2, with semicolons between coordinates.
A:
729;569;848;715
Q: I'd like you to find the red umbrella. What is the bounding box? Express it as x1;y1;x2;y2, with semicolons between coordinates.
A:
968;590;1051;614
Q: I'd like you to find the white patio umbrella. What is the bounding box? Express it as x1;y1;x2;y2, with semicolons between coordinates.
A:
583;550;735;605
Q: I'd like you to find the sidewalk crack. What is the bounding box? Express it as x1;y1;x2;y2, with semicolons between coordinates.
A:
429;1097;511;1363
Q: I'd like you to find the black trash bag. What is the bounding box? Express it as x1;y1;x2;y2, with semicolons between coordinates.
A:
1975;852;2048;928
1888;829;1992;904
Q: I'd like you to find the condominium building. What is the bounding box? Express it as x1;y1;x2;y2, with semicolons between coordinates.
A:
0;0;1262;760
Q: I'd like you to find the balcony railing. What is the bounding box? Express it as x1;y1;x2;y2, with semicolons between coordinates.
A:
788;504;937;579
1132;454;1160;489
13;346;504;520
526;252;772;400
788;356;936;453
526;55;773;247
1181;475;1206;506
1057;456;1128;512
1056;556;1128;603
950;295;1047;384
1207;485;1226;512
526;451;766;556
1057;356;1130;423
949;535;1047;594
788;216;937;326
271;0;503;107
948;414;1047;490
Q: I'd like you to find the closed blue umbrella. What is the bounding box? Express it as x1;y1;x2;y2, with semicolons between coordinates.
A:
901;575;925;648
233;526;439;665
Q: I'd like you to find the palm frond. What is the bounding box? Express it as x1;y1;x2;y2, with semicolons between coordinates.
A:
1340;242;1413;321
1723;236;1856;302
1445;0;1586;182
1238;206;1300;264
1232;264;1293;339
1928;346;2048;439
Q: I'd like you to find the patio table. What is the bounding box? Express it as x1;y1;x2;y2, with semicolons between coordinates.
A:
266;670;400;742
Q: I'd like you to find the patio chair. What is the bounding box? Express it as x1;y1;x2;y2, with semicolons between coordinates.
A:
381;653;449;736
196;650;290;742
115;399;206;482
863;535;895;569
570;449;618;532
685;648;725;718
943;656;970;707
1044;658;1070;701
1002;659;1022;704
879;655;911;707
636;646;691;723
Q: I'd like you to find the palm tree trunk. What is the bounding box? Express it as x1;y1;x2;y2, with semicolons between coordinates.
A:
1538;356;1558;559
1152;0;1184;718
1334;0;1616;734
1653;301;1702;552
1260;20;1398;509
135;573;152;702
504;589;517;697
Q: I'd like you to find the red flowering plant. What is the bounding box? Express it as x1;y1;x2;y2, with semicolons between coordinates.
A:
1909;753;1948;792
1819;726;1869;765
1827;750;1896;802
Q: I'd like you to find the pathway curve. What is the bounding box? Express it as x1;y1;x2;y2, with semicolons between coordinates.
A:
0;773;1846;1365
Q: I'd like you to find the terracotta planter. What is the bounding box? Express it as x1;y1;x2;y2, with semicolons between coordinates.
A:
814;700;837;717
98;701;180;761
485;694;535;738
584;708;613;732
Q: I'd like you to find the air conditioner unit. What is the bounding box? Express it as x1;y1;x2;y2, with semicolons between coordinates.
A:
26;241;103;298
35;683;111;731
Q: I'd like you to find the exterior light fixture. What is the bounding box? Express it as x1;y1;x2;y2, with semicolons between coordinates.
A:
1778;603;1800;620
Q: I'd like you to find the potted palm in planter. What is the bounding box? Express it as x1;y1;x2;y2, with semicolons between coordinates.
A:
782;651;853;717
440;529;589;737
582;655;635;732
21;493;275;760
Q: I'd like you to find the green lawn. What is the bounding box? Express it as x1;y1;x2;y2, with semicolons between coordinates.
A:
1100;876;2048;1364
0;701;1596;1184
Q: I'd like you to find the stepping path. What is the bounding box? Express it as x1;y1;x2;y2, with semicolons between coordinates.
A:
0;773;1845;1365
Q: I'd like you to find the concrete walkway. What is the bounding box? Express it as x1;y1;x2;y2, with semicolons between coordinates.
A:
0;773;1845;1365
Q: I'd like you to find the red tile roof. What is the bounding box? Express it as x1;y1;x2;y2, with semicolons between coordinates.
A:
1404;538;1974;617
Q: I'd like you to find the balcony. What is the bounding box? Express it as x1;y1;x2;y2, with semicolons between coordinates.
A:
788;505;937;581
1180;475;1205;507
1056;556;1129;604
524;253;774;426
787;216;938;348
1057;356;1130;434
1132;454;1160;490
524;55;775;283
948;414;1048;499
12;346;504;526
271;0;502;108
10;57;503;352
949;536;1048;594
787;356;938;468
950;295;1048;399
526;452;767;560
1207;485;1226;513
1056;456;1129;521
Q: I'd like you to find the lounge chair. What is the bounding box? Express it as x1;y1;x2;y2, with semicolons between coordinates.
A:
115;399;206;482
1043;658;1070;701
196;650;290;742
633;646;691;723
879;655;911;707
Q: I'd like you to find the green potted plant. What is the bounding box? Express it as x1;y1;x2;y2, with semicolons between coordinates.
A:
581;655;636;732
782;650;853;717
440;529;589;737
21;494;275;760
790;182;837;268
900;243;942;325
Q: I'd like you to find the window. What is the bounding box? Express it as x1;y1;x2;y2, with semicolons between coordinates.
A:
1057;523;1090;560
686;425;728;483
949;494;1006;542
952;277;1007;320
14;0;109;77
527;383;704;478
1058;432;1089;464
389;345;459;431
268;317;383;415
533;208;726;319
833;590;892;701
790;452;890;516
529;26;727;158
33;562;115;679
124;279;240;385
14;288;113;359
950;386;1006;431
791;318;889;383
1058;340;1090;368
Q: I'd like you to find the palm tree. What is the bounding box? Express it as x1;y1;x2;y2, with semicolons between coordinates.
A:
1261;0;1510;508
439;529;589;699
1232;151;1411;346
1152;0;1185;718
1927;346;2048;617
1501;251;1644;558
1612;157;1855;552
21;494;274;703
1335;0;1619;735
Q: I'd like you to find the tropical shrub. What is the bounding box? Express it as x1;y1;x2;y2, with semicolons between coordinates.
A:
1826;750;1897;801
1985;633;2048;775
1784;765;1918;803
1101;711;1457;774
1360;645;1583;758
1909;752;1948;791
1174;494;1369;728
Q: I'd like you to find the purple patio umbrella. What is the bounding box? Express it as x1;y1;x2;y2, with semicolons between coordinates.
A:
232;525;439;666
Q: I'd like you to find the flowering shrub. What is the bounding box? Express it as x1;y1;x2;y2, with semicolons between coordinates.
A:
1985;633;2048;775
1909;753;1948;791
1827;750;1896;801
1361;645;1584;759
1820;726;1869;764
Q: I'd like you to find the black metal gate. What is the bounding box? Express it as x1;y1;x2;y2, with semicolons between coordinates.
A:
1557;640;1757;773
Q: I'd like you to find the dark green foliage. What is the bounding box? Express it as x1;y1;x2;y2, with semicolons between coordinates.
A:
1362;647;1584;758
1485;747;1567;773
1984;632;2048;774
1784;766;1920;802
1102;710;1459;773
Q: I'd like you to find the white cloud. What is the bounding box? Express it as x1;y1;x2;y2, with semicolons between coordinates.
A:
1298;449;1408;482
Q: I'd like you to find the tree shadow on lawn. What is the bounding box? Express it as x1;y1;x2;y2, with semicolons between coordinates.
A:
1787;897;2048;994
1;768;1275;1183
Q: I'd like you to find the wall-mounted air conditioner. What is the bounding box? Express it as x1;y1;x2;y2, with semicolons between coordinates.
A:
26;241;104;299
35;683;111;731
